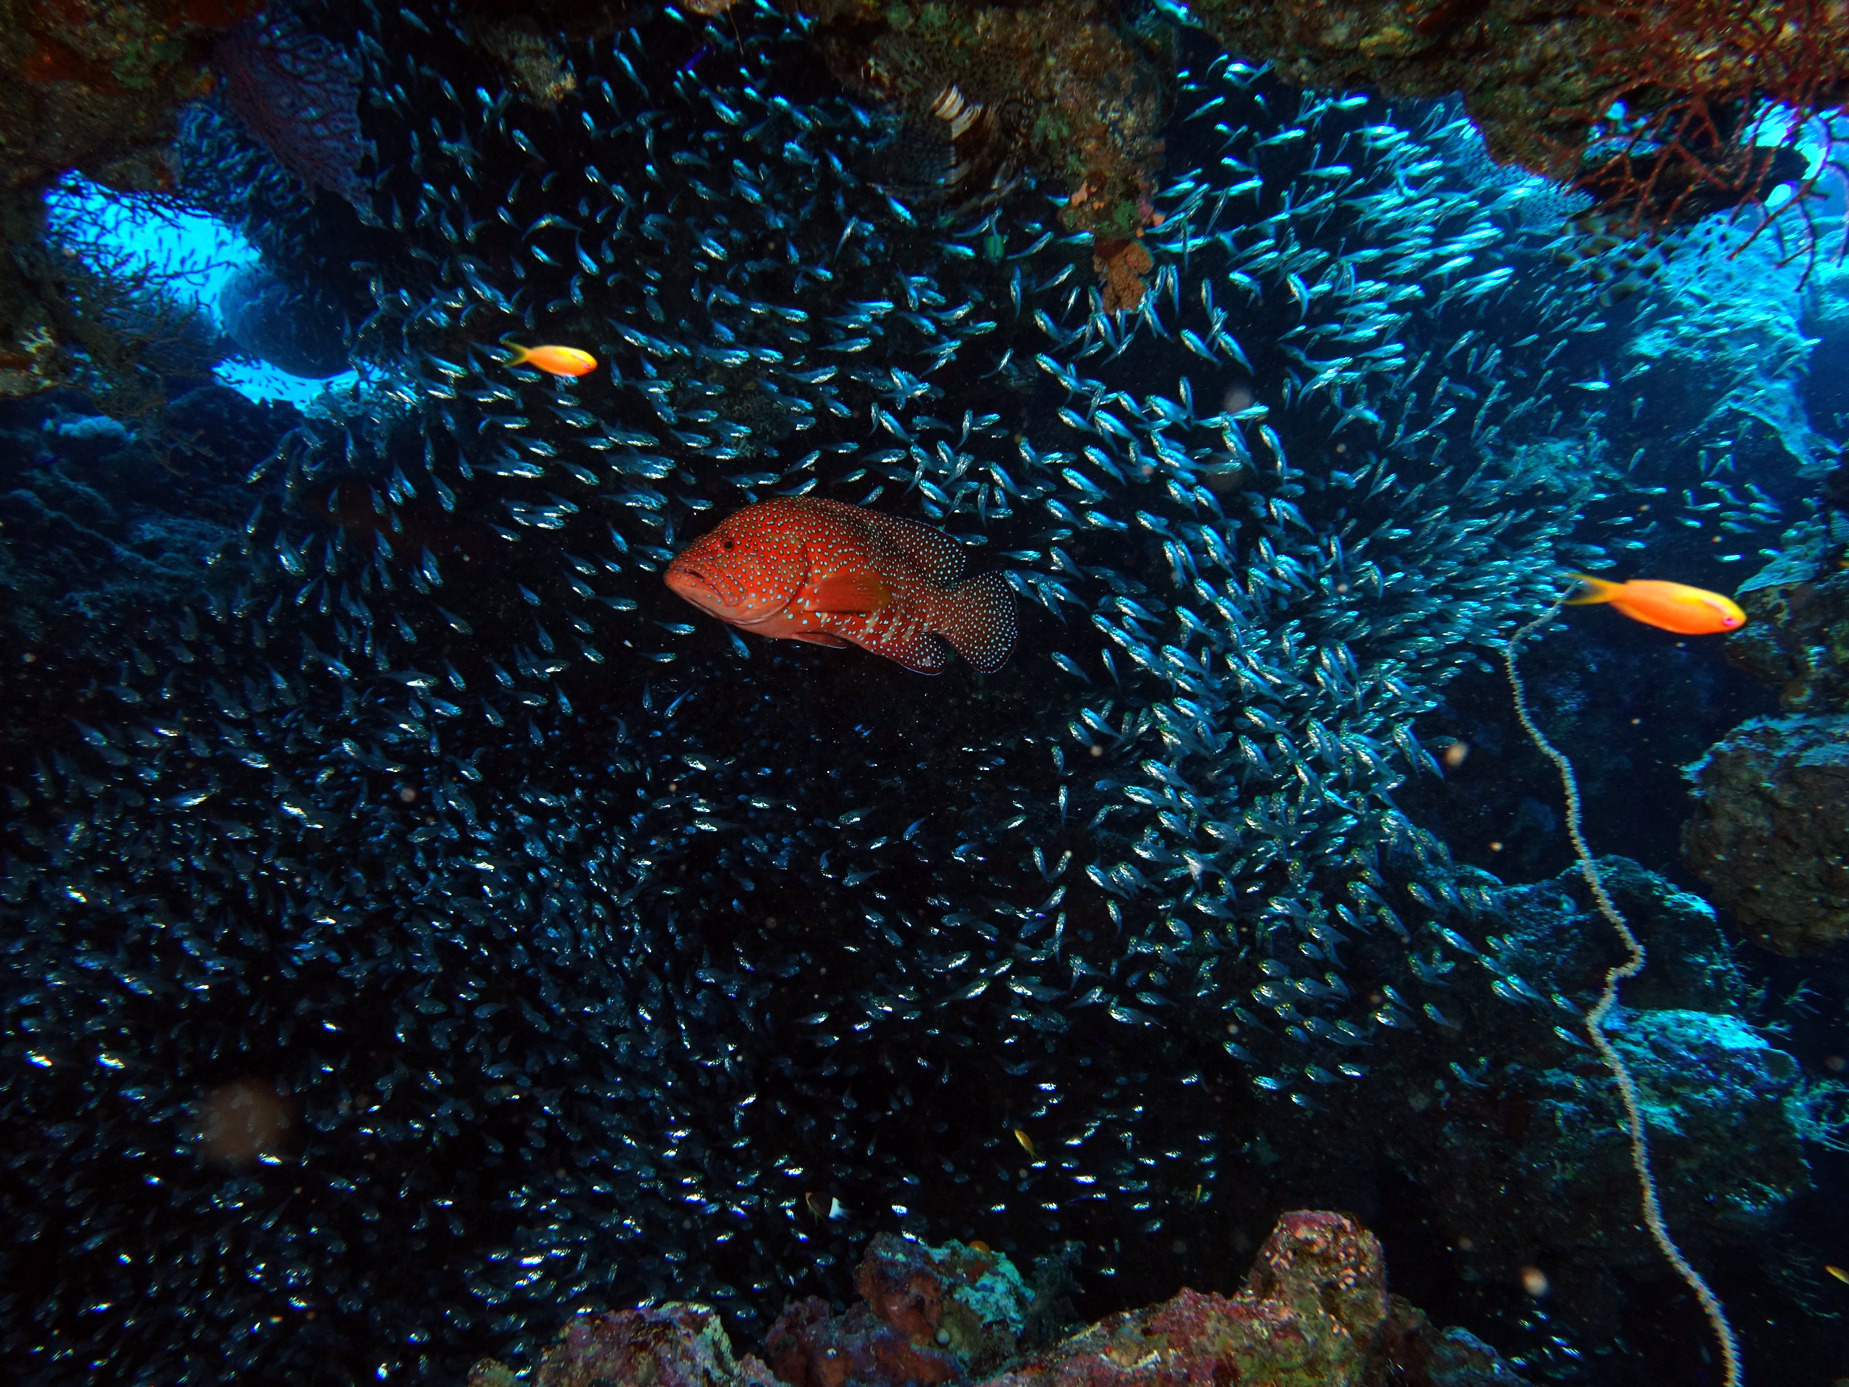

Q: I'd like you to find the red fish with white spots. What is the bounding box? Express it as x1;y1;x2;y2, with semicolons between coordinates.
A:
665;498;1016;674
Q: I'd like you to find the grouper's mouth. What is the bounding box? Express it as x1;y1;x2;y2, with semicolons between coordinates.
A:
665;563;727;608
665;562;774;622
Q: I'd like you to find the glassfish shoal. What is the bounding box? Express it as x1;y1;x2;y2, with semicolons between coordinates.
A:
664;497;1017;674
1564;574;1746;634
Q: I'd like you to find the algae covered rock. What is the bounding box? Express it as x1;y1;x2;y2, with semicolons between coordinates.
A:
767;1233;1033;1387
775;1212;1528;1387
1608;1011;1814;1231
499;1215;1529;1387
1682;714;1849;954
1525;1008;1816;1246
1725;521;1849;712
468;1301;783;1387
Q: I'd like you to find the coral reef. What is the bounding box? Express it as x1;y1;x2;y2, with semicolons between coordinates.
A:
475;1214;1531;1387
1602;1006;1814;1238
1682;511;1849;954
1682;714;1849;955
453;0;641;44
470;22;579;109
1613;221;1829;475
0;383;292;770
797;0;1174;305
26;182;234;415
172;95;380;378
1504;603;1744;1387
0;0;258;197
1274;855;1840;1346
1803;259;1849;429
2;4;1837;1384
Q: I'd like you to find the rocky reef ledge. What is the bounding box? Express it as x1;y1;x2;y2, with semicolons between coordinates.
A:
468;1211;1525;1387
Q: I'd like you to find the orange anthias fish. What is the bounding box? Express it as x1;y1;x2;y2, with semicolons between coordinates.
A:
1565;574;1747;635
665;497;1017;674
503;343;598;377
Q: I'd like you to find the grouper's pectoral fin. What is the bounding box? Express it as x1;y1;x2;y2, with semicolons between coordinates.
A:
790;631;853;648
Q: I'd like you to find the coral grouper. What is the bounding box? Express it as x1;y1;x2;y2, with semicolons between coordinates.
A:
666;497;1017;673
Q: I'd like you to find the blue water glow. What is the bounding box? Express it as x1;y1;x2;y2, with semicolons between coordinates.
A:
44;174;356;407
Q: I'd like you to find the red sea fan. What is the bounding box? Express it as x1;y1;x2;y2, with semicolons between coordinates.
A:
1561;0;1849;274
211;11;366;204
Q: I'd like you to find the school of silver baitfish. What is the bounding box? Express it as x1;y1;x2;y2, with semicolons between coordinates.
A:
3;0;1765;1381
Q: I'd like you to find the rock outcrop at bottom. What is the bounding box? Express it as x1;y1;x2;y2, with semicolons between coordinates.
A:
470;1212;1527;1387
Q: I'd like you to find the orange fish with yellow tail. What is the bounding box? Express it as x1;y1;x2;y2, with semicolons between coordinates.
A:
502;342;598;377
1564;574;1747;635
665;497;1016;674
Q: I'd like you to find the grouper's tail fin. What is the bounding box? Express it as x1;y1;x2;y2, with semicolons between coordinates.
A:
931;571;1016;673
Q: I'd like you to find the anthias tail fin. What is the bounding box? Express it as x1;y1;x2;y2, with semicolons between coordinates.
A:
1563;573;1621;606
